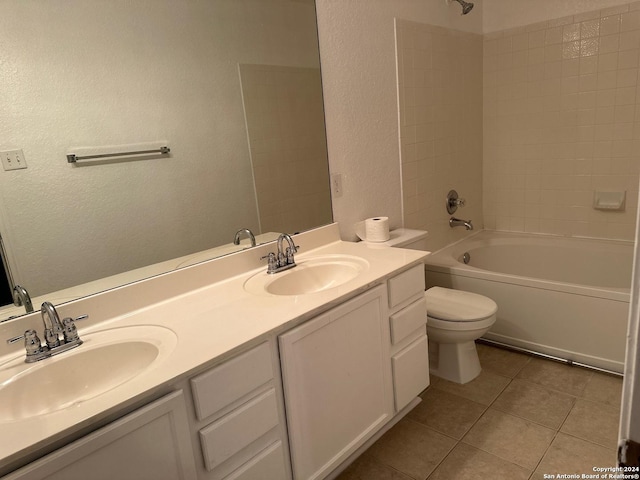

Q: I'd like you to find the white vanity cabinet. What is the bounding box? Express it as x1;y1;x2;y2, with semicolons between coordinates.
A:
2;341;292;480
188;340;291;480
279;285;393;480
3;390;198;480
387;264;429;411
0;248;429;480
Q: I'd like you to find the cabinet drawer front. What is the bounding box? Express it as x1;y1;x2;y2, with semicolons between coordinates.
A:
387;264;425;308
191;342;273;421
225;441;287;480
392;336;429;411
199;389;279;472
389;297;427;345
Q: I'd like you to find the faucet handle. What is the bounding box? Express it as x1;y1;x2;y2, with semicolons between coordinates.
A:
61;314;88;343
260;252;278;274
446;190;466;214
285;246;299;265
7;329;43;357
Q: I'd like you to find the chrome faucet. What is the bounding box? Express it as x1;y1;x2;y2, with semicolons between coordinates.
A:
261;233;299;274
233;228;256;247
6;302;88;363
277;233;297;266
449;217;473;230
41;301;64;348
12;285;34;314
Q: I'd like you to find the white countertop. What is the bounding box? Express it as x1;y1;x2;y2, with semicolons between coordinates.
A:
0;224;427;471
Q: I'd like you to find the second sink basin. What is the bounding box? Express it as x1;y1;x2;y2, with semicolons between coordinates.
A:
244;254;369;296
0;325;177;422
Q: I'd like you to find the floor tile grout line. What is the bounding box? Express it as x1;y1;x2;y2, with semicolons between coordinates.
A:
422;434;459;480
450;357;567;478
415;374;530;479
558;430;619;452
456;438;535;475
365;454;420;480
438;374;542;476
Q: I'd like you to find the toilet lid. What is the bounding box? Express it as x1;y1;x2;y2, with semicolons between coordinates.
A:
425;287;497;322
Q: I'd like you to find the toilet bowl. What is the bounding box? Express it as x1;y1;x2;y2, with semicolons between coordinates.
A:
425;286;497;384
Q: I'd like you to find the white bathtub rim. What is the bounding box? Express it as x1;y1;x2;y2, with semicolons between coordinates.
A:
428;229;634;257
425;230;631;303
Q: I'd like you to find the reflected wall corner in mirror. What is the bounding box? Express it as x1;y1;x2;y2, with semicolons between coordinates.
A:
0;0;332;322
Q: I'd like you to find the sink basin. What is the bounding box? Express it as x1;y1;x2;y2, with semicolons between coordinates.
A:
244;254;369;296
0;325;177;422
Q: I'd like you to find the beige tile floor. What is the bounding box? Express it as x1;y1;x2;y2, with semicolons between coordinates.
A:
337;343;623;480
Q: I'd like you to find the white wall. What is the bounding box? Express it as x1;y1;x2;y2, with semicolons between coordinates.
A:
315;0;483;241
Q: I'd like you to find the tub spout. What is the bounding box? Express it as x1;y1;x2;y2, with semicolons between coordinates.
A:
450;217;473;230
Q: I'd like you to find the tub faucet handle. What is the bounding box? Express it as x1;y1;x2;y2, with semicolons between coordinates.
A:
446;190;466;214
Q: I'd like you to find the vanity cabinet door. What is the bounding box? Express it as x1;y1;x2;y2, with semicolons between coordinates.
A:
279;285;393;480
4;390;197;480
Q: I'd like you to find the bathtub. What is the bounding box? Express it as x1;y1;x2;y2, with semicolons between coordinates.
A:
424;230;632;373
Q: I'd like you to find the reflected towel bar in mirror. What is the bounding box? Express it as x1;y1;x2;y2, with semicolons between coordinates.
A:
66;146;171;163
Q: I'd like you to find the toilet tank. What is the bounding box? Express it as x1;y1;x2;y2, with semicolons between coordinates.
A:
384;229;429;251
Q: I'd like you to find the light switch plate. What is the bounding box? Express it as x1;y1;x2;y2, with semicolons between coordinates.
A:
331;173;343;198
1;150;27;171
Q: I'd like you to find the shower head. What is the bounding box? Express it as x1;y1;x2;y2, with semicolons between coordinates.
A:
446;0;474;15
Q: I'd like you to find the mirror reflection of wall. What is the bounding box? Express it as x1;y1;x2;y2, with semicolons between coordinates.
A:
240;64;331;234
0;0;331;312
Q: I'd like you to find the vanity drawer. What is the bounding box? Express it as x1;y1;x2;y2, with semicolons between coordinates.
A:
191;342;273;421
387;264;425;309
391;335;429;411
199;388;280;472
389;297;427;345
225;441;287;480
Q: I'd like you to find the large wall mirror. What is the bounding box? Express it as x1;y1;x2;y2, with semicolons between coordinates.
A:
0;0;332;319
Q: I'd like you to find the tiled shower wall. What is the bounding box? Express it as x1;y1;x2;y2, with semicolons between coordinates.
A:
483;3;640;240
396;20;484;251
239;64;332;235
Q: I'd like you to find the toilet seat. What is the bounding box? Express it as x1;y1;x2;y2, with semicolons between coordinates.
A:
425;286;497;322
428;315;495;331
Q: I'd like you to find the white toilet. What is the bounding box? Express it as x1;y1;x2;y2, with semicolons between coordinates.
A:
424;286;496;383
377;228;497;384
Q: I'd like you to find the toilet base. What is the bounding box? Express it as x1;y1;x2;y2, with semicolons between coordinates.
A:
429;339;481;384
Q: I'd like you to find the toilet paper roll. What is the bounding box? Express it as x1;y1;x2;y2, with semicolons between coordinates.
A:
365;217;390;242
